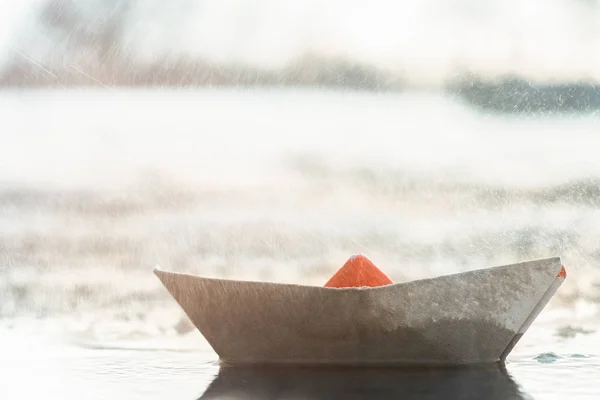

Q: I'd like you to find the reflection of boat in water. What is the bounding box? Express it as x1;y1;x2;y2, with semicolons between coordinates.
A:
154;256;565;365
199;364;529;400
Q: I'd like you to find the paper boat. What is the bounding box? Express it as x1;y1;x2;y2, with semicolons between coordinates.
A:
154;256;566;366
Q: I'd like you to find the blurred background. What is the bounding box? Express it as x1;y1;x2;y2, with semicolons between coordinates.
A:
1;0;599;346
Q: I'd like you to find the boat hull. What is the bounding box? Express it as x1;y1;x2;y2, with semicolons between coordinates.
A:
154;257;565;365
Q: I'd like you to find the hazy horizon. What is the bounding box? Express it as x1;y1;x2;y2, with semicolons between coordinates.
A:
2;0;600;88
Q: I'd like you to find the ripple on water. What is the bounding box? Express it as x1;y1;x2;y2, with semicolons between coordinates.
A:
535;352;562;364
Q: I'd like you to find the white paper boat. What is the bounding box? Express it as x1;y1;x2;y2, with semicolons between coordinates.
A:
154;256;566;366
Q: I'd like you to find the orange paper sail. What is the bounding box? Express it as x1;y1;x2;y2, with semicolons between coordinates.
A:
324;254;393;288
